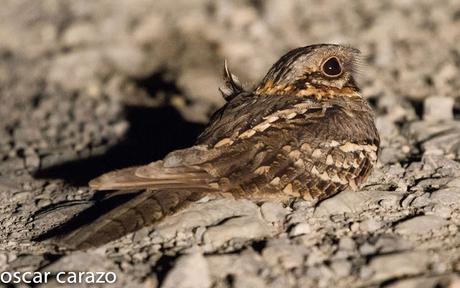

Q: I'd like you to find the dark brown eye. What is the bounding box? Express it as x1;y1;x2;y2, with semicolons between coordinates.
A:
322;57;342;77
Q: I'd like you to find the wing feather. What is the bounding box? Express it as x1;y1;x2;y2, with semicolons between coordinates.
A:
89;161;217;191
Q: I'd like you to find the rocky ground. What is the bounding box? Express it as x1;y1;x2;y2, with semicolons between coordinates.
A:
1;0;460;287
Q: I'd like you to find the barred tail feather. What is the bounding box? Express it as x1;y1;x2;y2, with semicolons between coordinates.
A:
55;189;204;249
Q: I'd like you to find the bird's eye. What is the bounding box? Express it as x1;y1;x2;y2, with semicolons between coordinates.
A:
322;57;342;77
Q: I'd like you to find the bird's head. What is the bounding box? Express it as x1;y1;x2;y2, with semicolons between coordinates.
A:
255;44;362;99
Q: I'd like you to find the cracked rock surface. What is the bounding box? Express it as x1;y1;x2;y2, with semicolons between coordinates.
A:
1;1;460;287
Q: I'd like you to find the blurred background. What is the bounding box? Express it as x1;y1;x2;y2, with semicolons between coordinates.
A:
1;1;460;287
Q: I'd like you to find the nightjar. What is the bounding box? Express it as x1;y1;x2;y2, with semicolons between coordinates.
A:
50;44;380;249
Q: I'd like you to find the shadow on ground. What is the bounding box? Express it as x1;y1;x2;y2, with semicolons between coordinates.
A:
34;105;206;186
32;104;206;241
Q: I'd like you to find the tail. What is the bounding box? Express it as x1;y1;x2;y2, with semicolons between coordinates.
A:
49;160;219;249
53;189;204;249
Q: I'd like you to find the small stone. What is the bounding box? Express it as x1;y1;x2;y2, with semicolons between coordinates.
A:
422;155;460;177
359;243;377;255
315;190;393;217
0;253;7;271
423;96;454;121
289;223;313;237
260;202;289;224
12;191;29;202
339;237;356;251
133;227;150;243
203;215;276;249
262;241;307;269
401;145;411;154
360;218;384;232
350;222;360;232
447;178;460;188
233;274;266;288
162;253;211;288
366;252;430;283
0;176;19;193
25;153;40;169
132;251;148;262
395;215;448;235
330;260;352;277
155;199;261;243
36;198;51;208
62;22;98;47
448;224;458;234
433;205;453;219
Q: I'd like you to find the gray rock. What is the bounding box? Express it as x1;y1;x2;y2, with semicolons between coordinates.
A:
364;252;431;283
338;237;356;251
359;242;377;256
386;275;455;288
262;240;308;269
0;176;20;193
162;253;211;288
233;274;267;288
359;217;384;232
446;178;460;188
203;214;276;249
314;189;404;217
289;222;314;237
260;202;290;225
154;199;261;243
330;260;352;277
25;153;40;169
422;155;460;178
430;188;460;206
395;215;448;235
424;96;454;121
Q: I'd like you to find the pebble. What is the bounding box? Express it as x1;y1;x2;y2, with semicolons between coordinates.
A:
0;176;19;192
162;253;211;288
359;242;377;256
424;96;454;121
25;153;40;169
260;202;289;224
203;214;276;248
360;218;384;232
366;252;430;283
330;260;352;277
395;215;448;235
339;237;356;251
0;253;7;271
289;223;313;237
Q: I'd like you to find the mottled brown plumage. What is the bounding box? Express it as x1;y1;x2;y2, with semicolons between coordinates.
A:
52;44;379;249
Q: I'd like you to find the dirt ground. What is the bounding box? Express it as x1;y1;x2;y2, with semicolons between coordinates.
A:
1;0;460;287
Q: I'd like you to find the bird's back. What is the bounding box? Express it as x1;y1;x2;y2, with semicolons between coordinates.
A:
194;91;379;201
